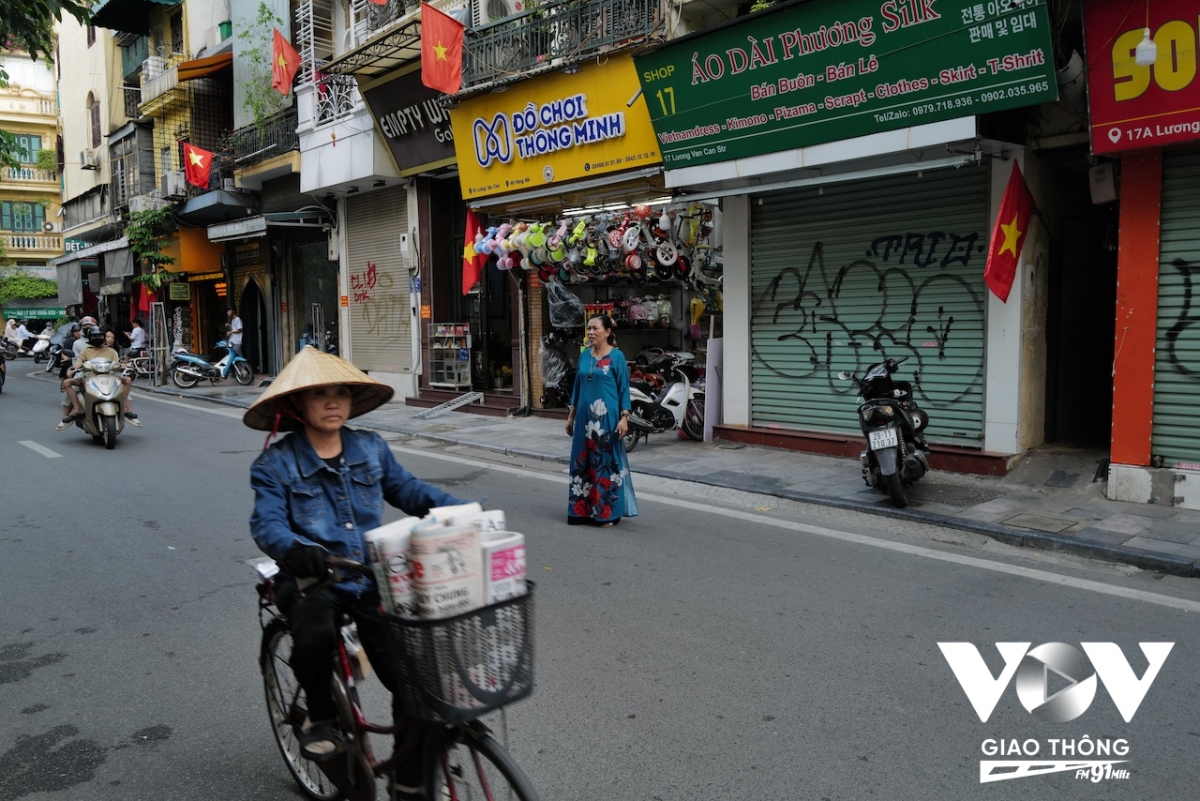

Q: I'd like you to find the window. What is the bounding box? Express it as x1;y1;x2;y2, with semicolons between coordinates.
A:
87;94;101;148
170;12;183;54
14;135;42;164
87;26;96;47
1;202;46;232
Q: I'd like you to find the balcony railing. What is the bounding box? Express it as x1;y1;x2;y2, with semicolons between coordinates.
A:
3;167;58;183
140;52;188;109
463;0;664;89
314;73;363;126
3;233;62;251
229;107;300;167
349;0;411;49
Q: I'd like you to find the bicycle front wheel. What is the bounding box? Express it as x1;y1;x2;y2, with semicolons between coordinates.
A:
433;724;540;801
260;620;343;801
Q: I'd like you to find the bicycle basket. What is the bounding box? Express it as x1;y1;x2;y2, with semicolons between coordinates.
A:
381;582;535;724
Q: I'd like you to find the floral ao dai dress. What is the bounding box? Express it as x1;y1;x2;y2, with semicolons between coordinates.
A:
568;347;638;524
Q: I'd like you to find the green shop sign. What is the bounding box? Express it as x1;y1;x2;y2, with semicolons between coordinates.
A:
633;0;1057;169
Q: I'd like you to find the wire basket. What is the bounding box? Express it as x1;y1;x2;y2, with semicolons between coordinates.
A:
381;582;535;724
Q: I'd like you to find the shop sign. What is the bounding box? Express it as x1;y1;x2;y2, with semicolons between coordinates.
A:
1084;0;1200;154
4;306;66;317
360;67;457;175
449;53;662;199
63;237;99;267
633;0;1057;169
232;240;263;265
168;283;191;301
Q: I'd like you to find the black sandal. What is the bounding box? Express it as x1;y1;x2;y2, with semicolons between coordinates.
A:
298;720;345;761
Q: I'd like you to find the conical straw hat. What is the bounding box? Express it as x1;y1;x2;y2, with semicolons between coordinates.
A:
242;346;394;431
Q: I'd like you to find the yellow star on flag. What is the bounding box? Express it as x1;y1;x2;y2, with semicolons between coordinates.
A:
188;149;206;167
434;41;448;61
997;213;1023;257
277;53;288;68
463;240;477;262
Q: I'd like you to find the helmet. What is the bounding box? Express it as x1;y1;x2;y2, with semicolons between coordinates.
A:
87;328;105;346
80;316;98;327
70;323;81;333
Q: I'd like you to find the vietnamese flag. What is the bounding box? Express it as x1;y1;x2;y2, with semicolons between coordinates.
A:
271;28;301;96
462;209;486;295
983;162;1035;303
182;142;213;188
420;2;463;95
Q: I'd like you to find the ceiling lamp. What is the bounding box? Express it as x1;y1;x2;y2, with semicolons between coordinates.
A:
1134;28;1157;67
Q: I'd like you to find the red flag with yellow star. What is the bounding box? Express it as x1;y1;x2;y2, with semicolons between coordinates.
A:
983;162;1034;303
420;2;463;95
271;28;301;96
182;142;213;188
462;209;486;295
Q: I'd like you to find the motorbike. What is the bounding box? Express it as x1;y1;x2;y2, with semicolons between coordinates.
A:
168;339;253;388
624;351;705;451
28;331;51;363
837;355;931;508
69;358;126;449
0;346;6;393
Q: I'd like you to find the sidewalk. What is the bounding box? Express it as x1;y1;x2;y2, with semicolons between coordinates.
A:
144;378;1200;578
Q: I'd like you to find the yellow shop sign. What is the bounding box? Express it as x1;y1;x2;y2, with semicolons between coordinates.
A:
450;54;662;200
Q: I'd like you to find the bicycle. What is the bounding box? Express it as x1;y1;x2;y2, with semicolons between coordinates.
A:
256;556;540;801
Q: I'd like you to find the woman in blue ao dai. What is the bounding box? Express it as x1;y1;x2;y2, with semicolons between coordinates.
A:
564;314;639;526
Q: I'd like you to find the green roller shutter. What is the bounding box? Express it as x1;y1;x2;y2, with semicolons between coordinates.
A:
1153;150;1200;467
750;164;989;446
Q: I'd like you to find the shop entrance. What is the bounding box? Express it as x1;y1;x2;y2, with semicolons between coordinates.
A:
290;241;339;354
1042;151;1118;447
239;278;269;375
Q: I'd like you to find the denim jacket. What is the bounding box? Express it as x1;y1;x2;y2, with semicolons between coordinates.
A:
249;427;464;596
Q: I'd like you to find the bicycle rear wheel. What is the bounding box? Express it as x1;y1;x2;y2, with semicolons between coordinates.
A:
431;724;539;801
261;620;343;801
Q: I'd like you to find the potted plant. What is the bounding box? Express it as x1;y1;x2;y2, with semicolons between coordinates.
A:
496;364;513;388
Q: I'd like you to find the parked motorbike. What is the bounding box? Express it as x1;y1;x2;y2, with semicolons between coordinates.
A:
624;351;705;451
837;356;931;508
169;339;253;388
1;339;14;362
69;358;126;449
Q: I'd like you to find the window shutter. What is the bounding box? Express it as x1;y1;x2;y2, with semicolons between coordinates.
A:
34;204;44;231
91;101;101;148
1;202;11;231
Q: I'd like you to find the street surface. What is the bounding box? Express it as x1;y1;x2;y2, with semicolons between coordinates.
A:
2;366;1199;800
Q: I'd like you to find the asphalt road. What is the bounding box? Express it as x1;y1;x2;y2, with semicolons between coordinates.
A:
2;366;1199;801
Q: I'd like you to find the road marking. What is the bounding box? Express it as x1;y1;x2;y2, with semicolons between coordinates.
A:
18;440;62;459
390;443;1200;615
135;392;245;418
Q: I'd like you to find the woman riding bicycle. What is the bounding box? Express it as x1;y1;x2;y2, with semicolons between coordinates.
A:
245;346;467;797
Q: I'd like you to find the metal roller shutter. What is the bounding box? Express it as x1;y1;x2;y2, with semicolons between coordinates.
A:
1153;150;1200;467
346;186;413;373
750;165;989;445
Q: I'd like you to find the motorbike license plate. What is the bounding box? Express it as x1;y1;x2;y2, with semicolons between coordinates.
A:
868;428;899;450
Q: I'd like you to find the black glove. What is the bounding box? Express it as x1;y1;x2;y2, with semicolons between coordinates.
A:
284;542;328;579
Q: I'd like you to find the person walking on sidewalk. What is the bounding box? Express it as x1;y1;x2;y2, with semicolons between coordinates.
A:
564;313;638;527
227;308;244;358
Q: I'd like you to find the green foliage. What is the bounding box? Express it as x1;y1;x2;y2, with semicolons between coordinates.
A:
0;0;89;63
0;268;57;305
36;148;55;172
749;0;778;10
127;207;183;291
238;2;289;126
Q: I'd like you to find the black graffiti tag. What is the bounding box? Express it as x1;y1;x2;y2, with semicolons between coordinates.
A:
1165;258;1200;380
867;231;983;268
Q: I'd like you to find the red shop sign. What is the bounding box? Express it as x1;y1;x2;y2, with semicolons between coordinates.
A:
1084;0;1200;154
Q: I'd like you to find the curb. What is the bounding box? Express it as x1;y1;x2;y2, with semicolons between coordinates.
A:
146;382;1200;579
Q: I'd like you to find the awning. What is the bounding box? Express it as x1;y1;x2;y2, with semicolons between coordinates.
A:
90;0;182;35
321;16;422;78
105;246;135;278
466;167;664;212
56;262;83;306
207;209;333;242
175;190;257;226
178;52;233;81
51;237;130;268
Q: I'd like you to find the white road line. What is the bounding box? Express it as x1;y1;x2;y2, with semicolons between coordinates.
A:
389;443;1200;614
135;392;246;418
18;440;62;459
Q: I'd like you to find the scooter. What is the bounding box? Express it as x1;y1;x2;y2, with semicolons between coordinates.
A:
837;355;931;508
169;339;254;388
28;331;51;364
624;351;705;451
70;357;126;449
0;346;6;393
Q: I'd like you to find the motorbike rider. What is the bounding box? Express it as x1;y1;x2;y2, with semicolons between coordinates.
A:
125;317;147;357
57;327;141;430
15;320;37;353
245;346;466;795
74;316;98;360
3;318;18;347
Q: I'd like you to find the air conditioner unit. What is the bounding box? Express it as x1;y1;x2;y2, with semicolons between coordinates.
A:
42;221;59;233
473;0;521;27
80;149;99;170
163;169;188;199
142;55;165;82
